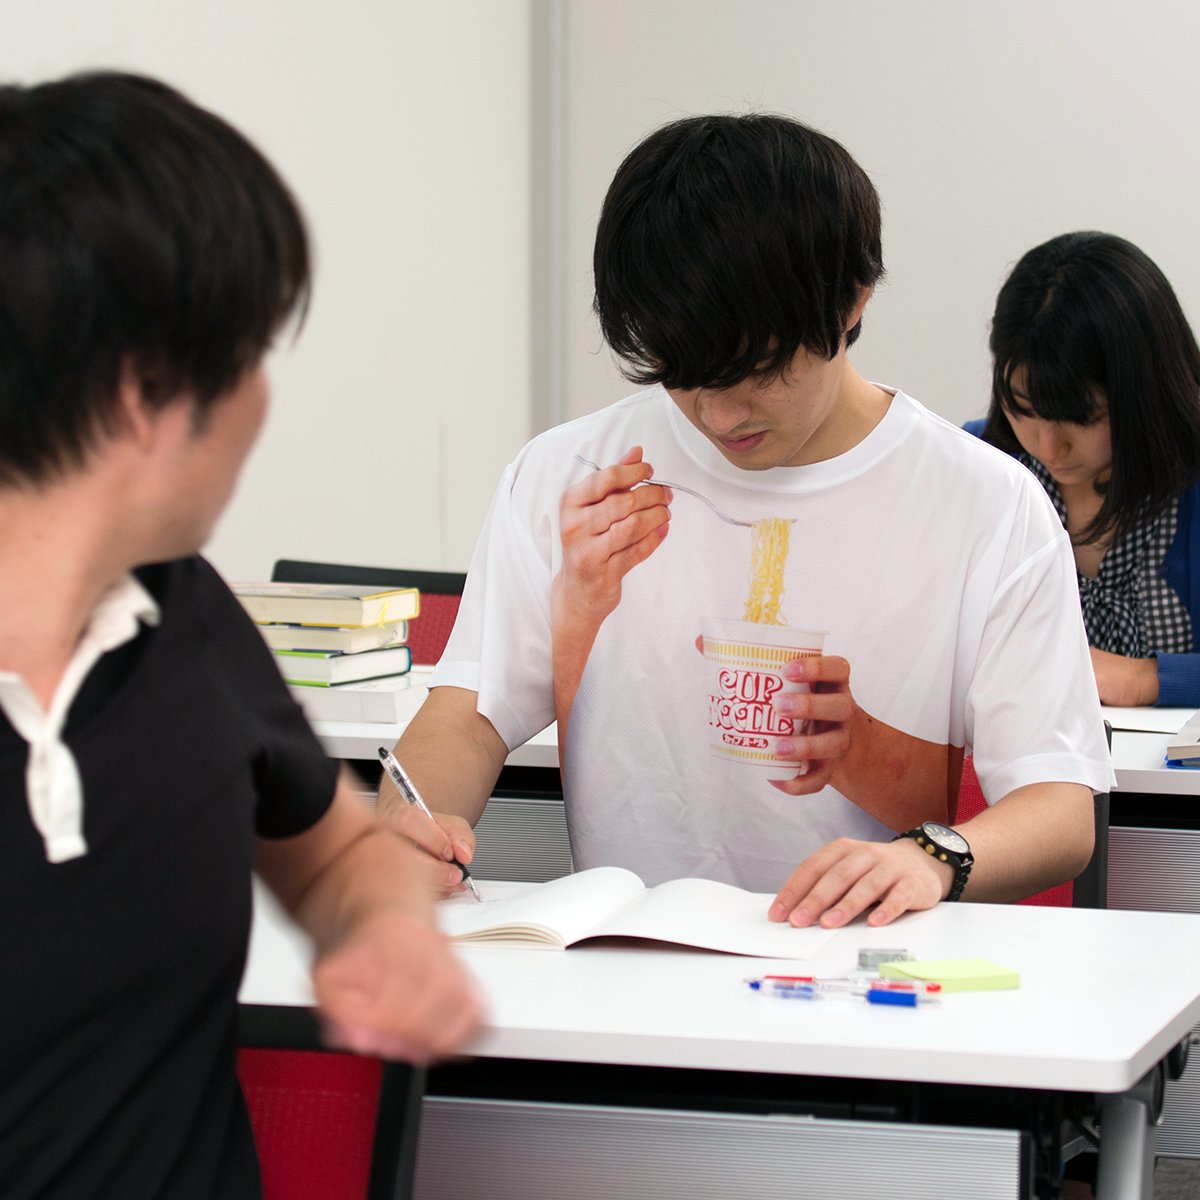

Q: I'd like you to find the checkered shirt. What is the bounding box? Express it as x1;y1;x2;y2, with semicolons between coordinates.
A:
1021;455;1193;657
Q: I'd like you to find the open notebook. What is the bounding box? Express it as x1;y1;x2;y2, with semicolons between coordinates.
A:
437;867;838;958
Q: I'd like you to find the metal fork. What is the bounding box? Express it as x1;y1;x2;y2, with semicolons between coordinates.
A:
574;454;754;528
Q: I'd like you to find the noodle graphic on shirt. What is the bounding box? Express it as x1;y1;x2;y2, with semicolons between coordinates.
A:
701;517;820;775
698;515;959;828
742;518;791;625
552;455;961;831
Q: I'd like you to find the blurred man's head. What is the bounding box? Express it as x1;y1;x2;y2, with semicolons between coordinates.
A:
0;71;310;496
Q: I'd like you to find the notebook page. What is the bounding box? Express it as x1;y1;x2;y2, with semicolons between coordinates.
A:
592;876;838;958
438;866;646;947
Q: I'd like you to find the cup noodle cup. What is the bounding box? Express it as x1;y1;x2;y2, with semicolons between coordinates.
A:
701;619;826;780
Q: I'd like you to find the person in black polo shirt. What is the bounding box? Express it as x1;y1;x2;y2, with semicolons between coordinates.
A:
0;72;481;1198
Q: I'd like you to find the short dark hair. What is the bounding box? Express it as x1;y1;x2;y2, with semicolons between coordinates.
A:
592;113;884;391
0;70;310;486
985;231;1200;543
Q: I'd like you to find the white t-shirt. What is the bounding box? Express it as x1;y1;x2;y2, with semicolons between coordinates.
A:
433;386;1114;891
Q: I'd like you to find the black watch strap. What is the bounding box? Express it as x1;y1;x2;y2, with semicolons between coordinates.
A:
893;824;973;902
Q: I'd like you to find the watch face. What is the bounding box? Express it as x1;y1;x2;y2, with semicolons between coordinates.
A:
924;822;969;855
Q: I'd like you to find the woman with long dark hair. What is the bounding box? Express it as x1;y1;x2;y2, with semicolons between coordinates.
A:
968;231;1200;706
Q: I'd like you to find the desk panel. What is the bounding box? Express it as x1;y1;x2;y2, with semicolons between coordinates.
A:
415;1096;1026;1200
1106;730;1200;1158
1105;824;1200;1159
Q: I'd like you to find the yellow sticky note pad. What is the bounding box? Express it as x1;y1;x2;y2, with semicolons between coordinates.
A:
878;958;1020;992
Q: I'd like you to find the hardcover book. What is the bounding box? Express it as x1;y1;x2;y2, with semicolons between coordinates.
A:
275;645;413;686
259;621;408;654
1166;708;1200;763
288;675;428;724
233;583;419;628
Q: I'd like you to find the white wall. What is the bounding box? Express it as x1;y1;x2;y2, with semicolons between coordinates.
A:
6;0;533;581
553;0;1200;427
10;2;1200;584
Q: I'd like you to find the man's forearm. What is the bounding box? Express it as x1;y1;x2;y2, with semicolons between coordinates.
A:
296;823;438;952
380;685;507;825
256;776;484;1061
257;777;437;951
829;708;962;830
956;781;1094;902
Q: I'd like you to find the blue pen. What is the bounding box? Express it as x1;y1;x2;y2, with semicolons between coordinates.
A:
747;979;822;999
866;989;937;1007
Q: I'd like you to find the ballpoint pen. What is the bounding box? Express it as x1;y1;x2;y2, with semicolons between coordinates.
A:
378;746;483;902
745;976;940;1004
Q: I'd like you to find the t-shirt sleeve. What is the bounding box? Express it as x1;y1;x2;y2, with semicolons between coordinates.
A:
193;559;338;838
964;485;1115;801
430;458;556;750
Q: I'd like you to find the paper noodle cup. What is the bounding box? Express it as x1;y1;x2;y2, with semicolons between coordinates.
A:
700;619;826;780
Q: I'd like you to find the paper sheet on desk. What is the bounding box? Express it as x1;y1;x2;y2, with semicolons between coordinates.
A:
1102;706;1196;734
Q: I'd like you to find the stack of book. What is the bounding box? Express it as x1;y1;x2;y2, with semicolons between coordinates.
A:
1167;709;1200;766
232;583;422;722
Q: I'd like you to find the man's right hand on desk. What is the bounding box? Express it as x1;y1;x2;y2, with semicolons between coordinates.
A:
381;804;477;899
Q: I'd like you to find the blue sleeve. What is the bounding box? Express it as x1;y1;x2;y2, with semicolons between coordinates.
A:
1156;653;1200;707
963;417;987;438
1158;482;1200;706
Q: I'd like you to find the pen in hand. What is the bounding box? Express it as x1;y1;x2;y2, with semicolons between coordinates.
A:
378;746;483;902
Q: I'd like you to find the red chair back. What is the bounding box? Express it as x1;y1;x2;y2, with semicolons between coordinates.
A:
407;592;462;667
237;1048;383;1200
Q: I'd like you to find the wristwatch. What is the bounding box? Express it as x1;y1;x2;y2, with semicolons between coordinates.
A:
893;821;974;902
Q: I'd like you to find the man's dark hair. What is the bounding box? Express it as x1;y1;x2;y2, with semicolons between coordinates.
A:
985;231;1200;544
593;113;884;391
0;70;310;486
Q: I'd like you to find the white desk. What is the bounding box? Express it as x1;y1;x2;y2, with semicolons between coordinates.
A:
1111;729;1200;795
316;700;1200;1165
242;882;1200;1199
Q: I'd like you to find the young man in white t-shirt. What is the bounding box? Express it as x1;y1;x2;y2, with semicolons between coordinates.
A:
384;113;1113;929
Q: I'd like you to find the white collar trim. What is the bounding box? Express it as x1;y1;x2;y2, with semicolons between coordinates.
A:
0;573;160;863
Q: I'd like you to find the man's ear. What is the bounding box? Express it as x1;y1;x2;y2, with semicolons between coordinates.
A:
114;357;165;452
844;285;875;337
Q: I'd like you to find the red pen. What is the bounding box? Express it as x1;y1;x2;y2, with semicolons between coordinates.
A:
869;979;942;995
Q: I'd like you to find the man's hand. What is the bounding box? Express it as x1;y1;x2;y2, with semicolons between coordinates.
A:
555;446;671;629
313;907;483;1063
257;780;486;1065
552;446;671;737
768;654;855;795
1090;647;1158;706
768;836;953;929
379;803;477;899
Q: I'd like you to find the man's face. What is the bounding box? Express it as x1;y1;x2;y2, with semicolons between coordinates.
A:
151;363;269;556
666;345;853;470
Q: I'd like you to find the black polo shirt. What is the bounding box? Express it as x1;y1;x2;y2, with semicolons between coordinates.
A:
0;556;338;1198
